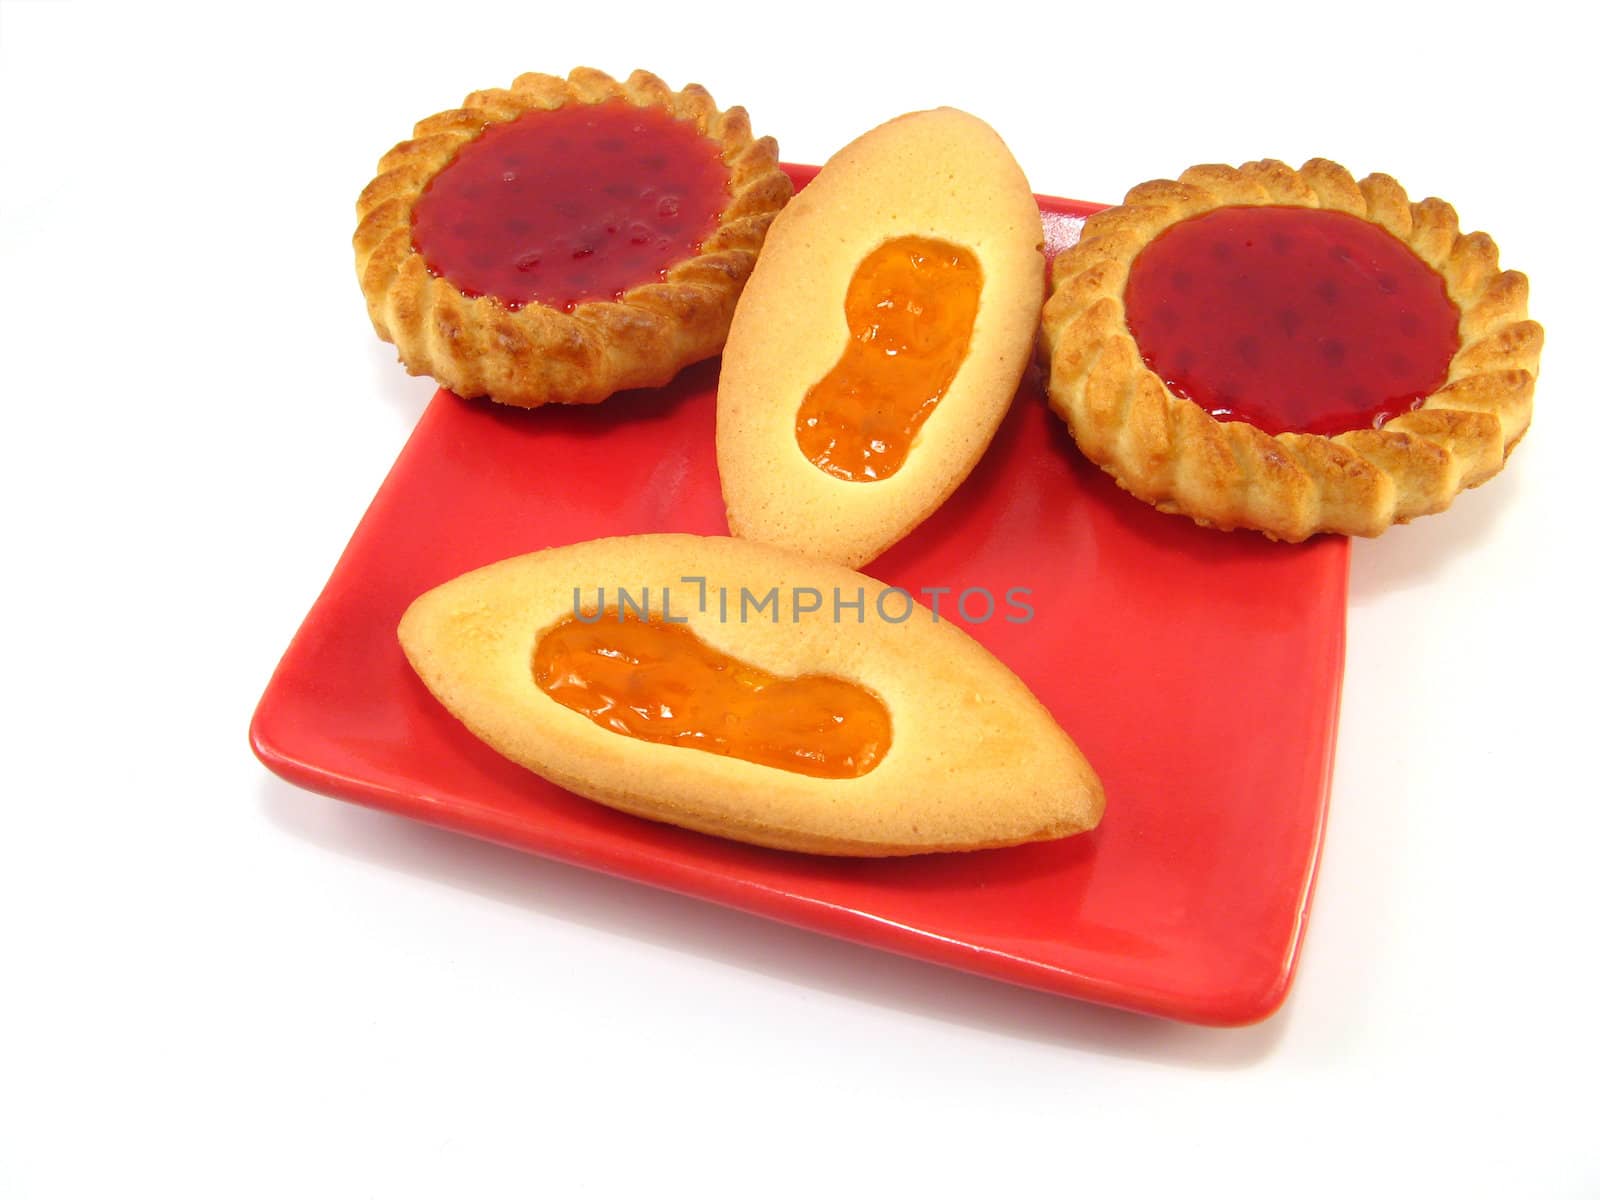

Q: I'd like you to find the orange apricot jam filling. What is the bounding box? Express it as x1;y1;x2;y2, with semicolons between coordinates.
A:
533;612;891;779
796;236;983;481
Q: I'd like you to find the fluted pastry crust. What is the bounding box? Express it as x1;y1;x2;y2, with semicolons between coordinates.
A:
1040;158;1541;540
355;67;792;408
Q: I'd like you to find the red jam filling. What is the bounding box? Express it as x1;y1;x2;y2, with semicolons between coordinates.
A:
411;99;731;312
1123;206;1461;436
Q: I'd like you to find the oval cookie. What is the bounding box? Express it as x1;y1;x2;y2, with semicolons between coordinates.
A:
716;108;1046;568
398;533;1103;856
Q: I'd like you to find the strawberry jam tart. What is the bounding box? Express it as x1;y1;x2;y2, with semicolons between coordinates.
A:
1041;158;1541;539
355;68;792;407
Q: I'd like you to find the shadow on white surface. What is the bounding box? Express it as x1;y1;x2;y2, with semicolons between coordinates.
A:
368;340;437;422
1346;454;1523;605
260;777;1291;1068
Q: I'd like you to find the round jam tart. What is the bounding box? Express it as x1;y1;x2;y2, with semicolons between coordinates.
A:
1040;159;1541;540
355;68;792;408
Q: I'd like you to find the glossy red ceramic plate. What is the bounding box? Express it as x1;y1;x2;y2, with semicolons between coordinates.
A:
252;168;1348;1025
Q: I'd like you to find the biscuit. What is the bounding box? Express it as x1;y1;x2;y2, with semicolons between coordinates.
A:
1040;158;1540;540
399;534;1104;856
355;67;792;408
716;109;1046;568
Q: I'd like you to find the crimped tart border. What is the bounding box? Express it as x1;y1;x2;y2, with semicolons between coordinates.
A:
355;67;792;408
1040;158;1541;540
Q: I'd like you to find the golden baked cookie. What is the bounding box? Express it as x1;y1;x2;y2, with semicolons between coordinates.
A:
399;533;1104;856
355;67;792;408
717;108;1045;568
1041;158;1540;540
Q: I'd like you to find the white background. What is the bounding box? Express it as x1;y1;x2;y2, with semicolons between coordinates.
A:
2;1;1595;1195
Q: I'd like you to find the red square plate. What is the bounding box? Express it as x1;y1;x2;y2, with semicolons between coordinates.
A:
252;168;1347;1025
